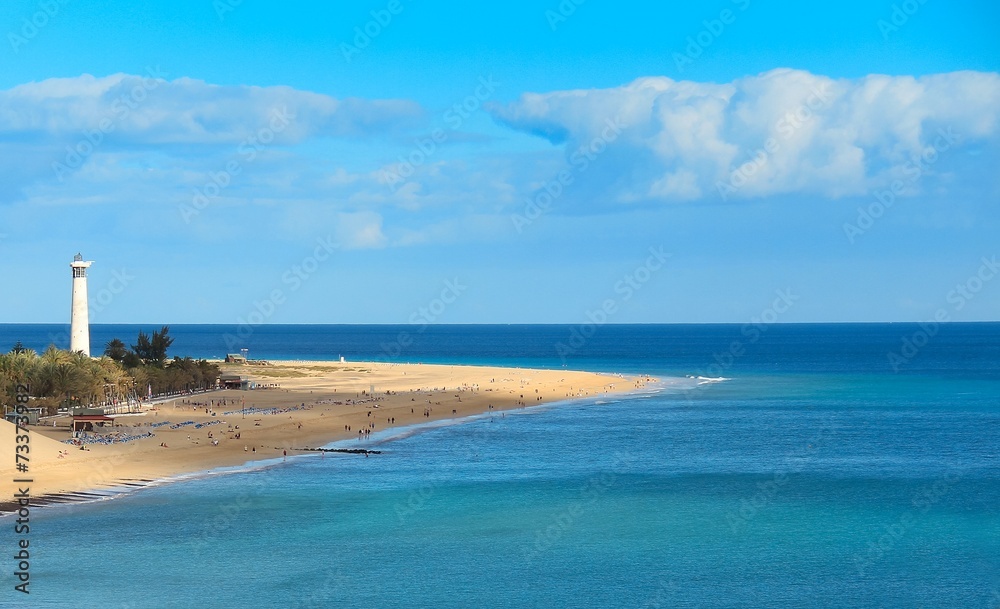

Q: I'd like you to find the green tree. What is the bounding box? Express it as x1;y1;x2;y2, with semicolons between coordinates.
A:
123;351;142;369
132;330;153;364
132;326;174;367
2;340;218;413
104;338;128;363
151;326;175;365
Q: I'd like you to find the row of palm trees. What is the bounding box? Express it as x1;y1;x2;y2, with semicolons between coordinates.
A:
2;336;224;415
1;346;132;413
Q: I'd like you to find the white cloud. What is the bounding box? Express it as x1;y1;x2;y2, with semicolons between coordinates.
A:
489;69;1000;203
332;211;387;249
6;68;996;250
0;73;432;212
0;72;424;145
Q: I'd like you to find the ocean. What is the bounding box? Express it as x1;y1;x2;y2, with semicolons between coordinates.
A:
2;323;999;608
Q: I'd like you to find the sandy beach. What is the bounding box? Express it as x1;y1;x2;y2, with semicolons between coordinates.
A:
1;361;653;512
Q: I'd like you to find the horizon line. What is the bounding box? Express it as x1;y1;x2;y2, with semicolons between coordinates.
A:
2;321;999;327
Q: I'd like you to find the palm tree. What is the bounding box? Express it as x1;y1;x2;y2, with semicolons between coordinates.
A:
50;363;85;406
2;349;38;401
3;348;38;380
40;345;71;367
92;356;130;408
104;338;128;363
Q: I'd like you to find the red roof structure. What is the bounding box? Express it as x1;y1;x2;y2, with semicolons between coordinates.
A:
71;414;115;432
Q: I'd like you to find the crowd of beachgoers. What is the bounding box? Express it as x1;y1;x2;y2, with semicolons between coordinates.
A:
59;404;310;447
64;431;154;446
221;404;312;416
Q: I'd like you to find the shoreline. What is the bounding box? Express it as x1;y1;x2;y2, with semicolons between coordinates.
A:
1;360;658;515
0;389;647;516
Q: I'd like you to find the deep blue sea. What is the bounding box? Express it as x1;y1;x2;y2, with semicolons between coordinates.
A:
2;323;999;608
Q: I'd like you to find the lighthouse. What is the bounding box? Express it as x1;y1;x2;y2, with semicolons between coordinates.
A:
70;253;93;356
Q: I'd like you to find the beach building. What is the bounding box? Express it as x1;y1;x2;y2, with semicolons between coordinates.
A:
220;373;252;390
71;407;115;432
3;407;43;426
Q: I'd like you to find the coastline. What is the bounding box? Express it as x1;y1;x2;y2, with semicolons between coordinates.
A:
1;360;657;514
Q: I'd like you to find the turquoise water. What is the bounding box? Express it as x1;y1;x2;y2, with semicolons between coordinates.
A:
2;324;999;607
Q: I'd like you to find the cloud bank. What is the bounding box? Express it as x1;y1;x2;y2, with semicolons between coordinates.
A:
489;69;1000;203
2;69;997;252
0;71;424;145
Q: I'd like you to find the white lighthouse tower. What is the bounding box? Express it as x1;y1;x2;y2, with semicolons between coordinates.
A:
70;253;93;356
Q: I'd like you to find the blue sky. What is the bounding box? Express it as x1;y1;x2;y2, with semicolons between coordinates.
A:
0;0;998;324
